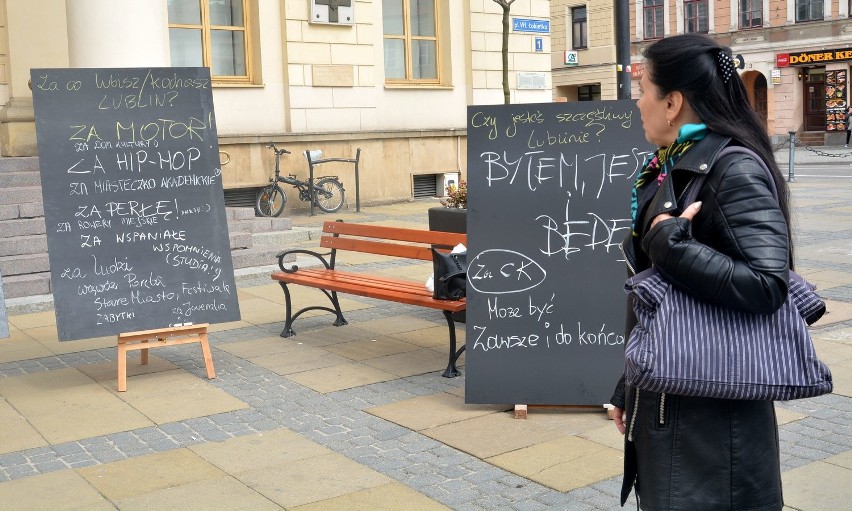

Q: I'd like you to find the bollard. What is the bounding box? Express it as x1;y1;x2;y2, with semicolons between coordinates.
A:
305;150;317;216
354;148;361;213
787;131;796;182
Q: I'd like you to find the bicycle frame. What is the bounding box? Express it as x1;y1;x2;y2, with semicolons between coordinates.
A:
259;142;344;216
274;173;336;200
268;143;332;194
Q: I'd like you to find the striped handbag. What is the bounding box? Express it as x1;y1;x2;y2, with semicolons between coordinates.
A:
624;146;833;400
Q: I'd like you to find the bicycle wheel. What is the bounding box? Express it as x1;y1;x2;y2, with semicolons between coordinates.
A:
313;178;345;213
255;184;286;217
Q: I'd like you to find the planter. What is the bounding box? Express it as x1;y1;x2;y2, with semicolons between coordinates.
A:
429;207;467;323
428;206;467;235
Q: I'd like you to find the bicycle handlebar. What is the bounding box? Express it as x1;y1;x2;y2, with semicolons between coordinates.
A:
265;142;291;156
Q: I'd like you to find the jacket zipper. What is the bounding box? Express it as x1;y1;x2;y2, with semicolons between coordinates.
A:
620;242;637;275
658;393;666;426
627;388;640;442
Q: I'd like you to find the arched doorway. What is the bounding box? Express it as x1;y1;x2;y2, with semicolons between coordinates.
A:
741;71;768;128
753;74;768;128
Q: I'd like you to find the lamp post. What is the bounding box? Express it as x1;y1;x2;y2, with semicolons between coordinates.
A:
615;0;631;100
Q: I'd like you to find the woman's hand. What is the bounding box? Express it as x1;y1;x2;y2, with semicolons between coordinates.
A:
650;201;702;230
608;406;626;435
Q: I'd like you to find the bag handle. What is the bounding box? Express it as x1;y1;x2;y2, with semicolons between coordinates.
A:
683;145;779;205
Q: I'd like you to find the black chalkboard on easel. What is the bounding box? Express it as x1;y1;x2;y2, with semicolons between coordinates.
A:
465;100;653;405
31;67;240;341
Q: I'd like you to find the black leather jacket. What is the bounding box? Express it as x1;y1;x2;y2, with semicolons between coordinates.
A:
613;132;789;510
612;132;790;409
625;131;789;311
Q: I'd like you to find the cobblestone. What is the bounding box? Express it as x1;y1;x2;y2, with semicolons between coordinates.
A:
33;460;67;473
5;464;38;479
91;450;127;463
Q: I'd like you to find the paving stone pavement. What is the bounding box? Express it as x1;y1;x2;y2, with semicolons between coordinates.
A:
0;147;851;510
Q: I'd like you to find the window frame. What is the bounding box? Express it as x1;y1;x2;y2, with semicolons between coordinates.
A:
383;0;441;85
572;6;588;50
167;0;253;84
795;0;824;22
643;0;664;40
740;0;763;29
578;84;601;101
683;0;709;33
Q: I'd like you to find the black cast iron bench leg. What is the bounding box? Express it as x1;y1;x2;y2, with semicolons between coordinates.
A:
442;310;465;378
278;282;348;337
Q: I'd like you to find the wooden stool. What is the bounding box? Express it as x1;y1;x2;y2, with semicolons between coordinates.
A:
117;323;215;392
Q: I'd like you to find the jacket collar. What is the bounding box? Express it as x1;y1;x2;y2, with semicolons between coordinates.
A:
621;131;733;273
644;132;733;219
669;131;732;176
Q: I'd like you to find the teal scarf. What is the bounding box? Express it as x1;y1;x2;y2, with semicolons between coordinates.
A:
630;124;708;236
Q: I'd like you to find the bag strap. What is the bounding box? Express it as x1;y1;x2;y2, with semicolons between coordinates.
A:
682;145;779;205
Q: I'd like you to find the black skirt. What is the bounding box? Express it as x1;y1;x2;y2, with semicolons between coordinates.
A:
621;386;783;511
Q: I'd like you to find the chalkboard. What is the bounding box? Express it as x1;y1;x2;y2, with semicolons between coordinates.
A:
0;270;8;339
465;100;652;405
31;67;240;341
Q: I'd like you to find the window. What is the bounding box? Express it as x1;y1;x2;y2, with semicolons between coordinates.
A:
578;84;601;101
643;0;664;39
740;0;762;28
572;6;587;49
683;0;709;33
383;0;439;83
795;0;823;22
168;0;251;83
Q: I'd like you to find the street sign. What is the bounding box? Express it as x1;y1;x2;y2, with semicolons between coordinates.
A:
512;18;549;33
564;51;578;66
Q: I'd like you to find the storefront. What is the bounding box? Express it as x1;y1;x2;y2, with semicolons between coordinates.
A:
777;49;851;134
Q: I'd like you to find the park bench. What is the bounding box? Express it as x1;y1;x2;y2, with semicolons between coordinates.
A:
271;220;467;377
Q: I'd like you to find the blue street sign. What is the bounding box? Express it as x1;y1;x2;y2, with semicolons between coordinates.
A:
513;18;550;34
535;37;543;52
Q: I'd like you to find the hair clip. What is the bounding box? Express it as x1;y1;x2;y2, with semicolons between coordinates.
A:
716;50;744;84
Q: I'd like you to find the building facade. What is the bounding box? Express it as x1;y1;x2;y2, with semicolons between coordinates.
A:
629;0;852;145
550;0;621;102
0;0;554;209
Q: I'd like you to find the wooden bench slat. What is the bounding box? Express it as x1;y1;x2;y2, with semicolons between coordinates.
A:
275;269;430;295
274;270;437;298
274;272;464;311
321;236;434;261
323;221;465;247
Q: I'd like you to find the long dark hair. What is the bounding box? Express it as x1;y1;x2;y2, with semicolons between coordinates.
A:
643;34;794;259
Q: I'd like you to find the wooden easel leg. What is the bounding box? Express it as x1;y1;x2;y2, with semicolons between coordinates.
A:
140;339;149;366
117;340;128;392
198;331;216;380
117;324;216;391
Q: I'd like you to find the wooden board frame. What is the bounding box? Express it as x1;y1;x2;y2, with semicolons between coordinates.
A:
116;323;215;392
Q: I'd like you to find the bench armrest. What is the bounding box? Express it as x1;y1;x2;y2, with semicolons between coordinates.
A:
276;249;331;273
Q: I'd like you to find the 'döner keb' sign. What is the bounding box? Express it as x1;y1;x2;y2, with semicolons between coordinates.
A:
465;100;653;405
776;47;852;66
31;67;240;341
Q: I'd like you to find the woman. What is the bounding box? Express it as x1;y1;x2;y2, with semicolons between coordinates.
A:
609;34;791;510
845;106;852;147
